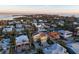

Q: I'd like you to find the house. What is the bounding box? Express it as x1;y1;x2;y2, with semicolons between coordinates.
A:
33;32;49;48
2;26;13;33
73;22;78;25
14;21;21;24
58;30;72;38
46;24;57;32
33;32;48;42
0;38;10;54
15;35;30;53
66;42;79;54
15;27;24;32
43;43;67;54
37;24;47;32
57;20;65;26
38;19;43;23
8;21;14;25
48;32;60;39
74;27;79;36
16;34;29;45
24;24;31;29
50;23;56;27
32;19;38;27
15;23;24;32
33;33;40;42
15;23;23;28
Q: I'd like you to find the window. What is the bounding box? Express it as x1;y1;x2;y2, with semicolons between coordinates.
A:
66;33;72;35
60;33;63;35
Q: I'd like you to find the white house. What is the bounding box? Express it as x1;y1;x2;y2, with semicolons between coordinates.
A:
58;20;65;26
37;24;47;32
75;27;79;36
8;21;14;25
58;30;72;38
16;35;29;45
15;35;30;53
14;21;21;24
15;23;24;32
15;24;23;28
2;26;13;33
43;43;67;54
39;19;43;22
0;38;10;54
15;27;24;32
73;22;78;25
32;19;37;26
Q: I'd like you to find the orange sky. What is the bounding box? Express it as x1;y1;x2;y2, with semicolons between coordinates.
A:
0;6;79;15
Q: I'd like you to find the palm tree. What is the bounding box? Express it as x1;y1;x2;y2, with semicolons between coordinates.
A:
36;48;44;54
0;27;4;41
9;31;16;54
47;37;54;45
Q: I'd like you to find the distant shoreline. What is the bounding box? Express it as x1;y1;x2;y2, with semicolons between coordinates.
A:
0;13;79;20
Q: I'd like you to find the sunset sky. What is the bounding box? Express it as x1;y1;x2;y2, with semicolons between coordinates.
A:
0;5;79;16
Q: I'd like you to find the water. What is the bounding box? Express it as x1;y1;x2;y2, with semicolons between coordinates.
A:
0;15;23;20
0;15;13;19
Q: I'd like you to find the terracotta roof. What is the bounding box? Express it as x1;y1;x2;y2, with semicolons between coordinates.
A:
48;32;60;39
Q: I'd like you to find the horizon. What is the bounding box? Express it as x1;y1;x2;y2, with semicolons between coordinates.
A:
0;5;79;17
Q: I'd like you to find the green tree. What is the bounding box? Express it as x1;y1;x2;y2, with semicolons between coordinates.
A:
9;31;16;54
47;37;54;45
36;48;44;54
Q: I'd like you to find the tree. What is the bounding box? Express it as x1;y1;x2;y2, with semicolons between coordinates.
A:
57;40;66;48
36;48;44;54
47;38;54;45
9;31;16;54
32;24;37;32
